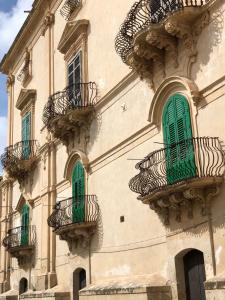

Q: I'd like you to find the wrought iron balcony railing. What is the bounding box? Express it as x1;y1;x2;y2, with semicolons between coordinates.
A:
129;137;225;198
60;0;81;20
48;195;99;231
115;0;209;63
0;140;39;181
42;82;97;129
2;225;36;251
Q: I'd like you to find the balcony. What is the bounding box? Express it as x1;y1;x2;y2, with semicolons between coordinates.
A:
60;0;82;20
48;195;99;248
43;82;97;144
115;0;210;80
129;137;225;224
0;140;39;182
2;226;36;260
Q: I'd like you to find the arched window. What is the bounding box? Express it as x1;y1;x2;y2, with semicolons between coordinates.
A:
19;277;28;294
72;162;85;223
162;93;196;184
21;204;29;246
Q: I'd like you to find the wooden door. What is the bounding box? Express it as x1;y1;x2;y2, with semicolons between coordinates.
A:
162;94;196;184
72;162;85;223
184;250;206;300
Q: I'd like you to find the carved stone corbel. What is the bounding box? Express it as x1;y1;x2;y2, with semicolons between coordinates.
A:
169;193;183;223
183;188;205;215
127;53;154;88
41;12;55;36
146;29;178;68
181;199;194;219
6;74;15;91
134;43;165;76
165;20;196;58
157;198;170;225
193;10;210;37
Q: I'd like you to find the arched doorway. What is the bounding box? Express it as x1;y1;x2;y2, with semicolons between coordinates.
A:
184;250;206;300
19;277;28;294
176;249;206;300
73;268;86;300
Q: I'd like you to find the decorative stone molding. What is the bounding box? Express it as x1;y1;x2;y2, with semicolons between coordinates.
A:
127;53;154;88
58;19;89;55
64;150;89;181
17;48;32;87
146;30;178;68
41;12;55;36
16;89;36;111
148;76;201;127
6;74;15;91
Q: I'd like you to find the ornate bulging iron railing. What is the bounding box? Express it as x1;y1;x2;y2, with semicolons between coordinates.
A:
48;195;99;231
2;225;36;250
1;140;39;166
0;140;39;181
115;0;209;63
42;82;97;128
60;0;81;20
129;137;225;197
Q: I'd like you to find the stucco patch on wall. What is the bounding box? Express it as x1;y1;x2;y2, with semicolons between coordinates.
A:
105;265;131;277
216;246;223;265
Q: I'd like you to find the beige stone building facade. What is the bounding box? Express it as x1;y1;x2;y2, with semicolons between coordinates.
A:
0;0;225;299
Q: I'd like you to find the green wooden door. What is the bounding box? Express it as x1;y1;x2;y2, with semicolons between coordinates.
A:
21;204;29;246
22;112;31;159
162;94;196;184
72;162;85;223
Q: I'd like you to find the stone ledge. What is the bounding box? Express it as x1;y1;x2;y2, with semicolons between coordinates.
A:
20;291;70;299
205;278;225;290
79;275;171;296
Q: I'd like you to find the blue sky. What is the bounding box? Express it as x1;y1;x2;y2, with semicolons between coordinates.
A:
0;0;33;173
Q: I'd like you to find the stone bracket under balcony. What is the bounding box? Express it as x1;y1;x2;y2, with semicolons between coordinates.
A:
7;245;34;260
55;222;97;249
140;177;222;225
115;0;211;85
48;106;95;144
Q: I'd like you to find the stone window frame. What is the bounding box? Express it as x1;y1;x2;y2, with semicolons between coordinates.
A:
16;89;36;141
57;19;89;85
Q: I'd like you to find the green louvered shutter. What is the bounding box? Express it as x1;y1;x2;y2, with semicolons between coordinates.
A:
163;94;196;184
72;162;85;223
21;204;29;246
22;112;31;159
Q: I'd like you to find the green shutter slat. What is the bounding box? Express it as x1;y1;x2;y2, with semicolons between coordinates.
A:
21;204;29;246
162;94;196;184
22;112;31;159
72;162;85;223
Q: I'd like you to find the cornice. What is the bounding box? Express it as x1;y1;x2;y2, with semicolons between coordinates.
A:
58;19;89;54
0;0;60;75
16;89;36;111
